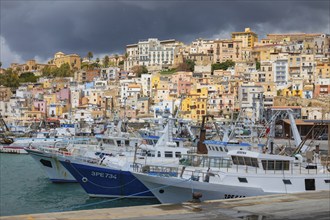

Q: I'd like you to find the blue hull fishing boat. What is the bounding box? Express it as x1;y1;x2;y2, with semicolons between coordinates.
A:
60;159;154;198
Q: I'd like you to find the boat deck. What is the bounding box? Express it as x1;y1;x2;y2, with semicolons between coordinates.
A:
1;190;329;219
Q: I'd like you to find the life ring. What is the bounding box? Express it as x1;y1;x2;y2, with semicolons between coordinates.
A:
82;177;88;183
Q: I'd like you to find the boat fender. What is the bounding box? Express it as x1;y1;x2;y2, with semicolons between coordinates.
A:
82;177;88;183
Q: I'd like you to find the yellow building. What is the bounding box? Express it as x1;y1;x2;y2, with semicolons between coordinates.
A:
316;62;330;78
44;94;57;106
180;88;208;122
231;28;258;48
151;74;161;90
43;80;52;89
52;52;81;70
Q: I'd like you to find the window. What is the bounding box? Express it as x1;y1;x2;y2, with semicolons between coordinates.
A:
238;177;248;183
40;159;52;168
324;179;330;183
165;151;173;158
175;152;181;158
305;179;315;191
261;160;290;170
283;179;292;184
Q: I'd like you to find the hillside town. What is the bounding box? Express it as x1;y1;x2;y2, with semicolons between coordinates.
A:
0;28;329;132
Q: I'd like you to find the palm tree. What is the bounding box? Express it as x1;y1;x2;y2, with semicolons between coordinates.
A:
103;55;110;68
87;51;93;62
114;54;119;66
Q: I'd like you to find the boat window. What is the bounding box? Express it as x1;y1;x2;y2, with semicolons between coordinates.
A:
251;158;259;167
219;147;223;152
157;151;161;157
283;179;292;184
165;151;173;158
175;152;181;158
147;151;155;157
244;157;252;166
305;179;315;191
116;140;121;146
40;159;52;168
237;156;245;165
238;177;248;183
224;147;228;152
125;140;129;146
261;160;290;170
232;156;238;165
324;179;330;183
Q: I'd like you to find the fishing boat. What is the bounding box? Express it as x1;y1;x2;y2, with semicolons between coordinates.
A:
58;119;192;198
132;149;330;204
24;121;141;183
131;111;330;203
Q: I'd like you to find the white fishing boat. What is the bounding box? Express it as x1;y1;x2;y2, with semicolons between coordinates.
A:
132;149;330;204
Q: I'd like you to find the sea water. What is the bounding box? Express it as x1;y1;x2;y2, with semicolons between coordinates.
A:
0;154;159;216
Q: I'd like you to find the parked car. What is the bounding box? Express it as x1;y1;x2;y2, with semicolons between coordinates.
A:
318;133;328;140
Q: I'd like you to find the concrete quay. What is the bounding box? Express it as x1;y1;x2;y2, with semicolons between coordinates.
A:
1;190;329;220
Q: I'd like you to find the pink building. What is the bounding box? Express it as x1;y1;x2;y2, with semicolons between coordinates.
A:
171;72;193;96
57;88;71;102
33;100;47;114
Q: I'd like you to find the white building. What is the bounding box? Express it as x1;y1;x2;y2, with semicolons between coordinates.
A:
239;83;264;121
141;74;152;97
70;90;81;109
125;38;181;71
273;58;289;88
100;67;120;80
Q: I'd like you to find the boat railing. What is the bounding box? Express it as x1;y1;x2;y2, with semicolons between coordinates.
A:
140;154;330;176
133;162;179;177
59;153;100;164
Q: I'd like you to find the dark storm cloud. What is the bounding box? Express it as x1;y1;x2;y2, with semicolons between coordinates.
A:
0;0;329;67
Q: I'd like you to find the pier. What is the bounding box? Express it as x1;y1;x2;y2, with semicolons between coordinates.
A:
1;190;329;219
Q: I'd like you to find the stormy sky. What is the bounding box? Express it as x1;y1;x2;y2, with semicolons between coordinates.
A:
0;0;329;68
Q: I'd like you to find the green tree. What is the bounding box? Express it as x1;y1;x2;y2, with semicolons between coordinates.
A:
176;59;195;72
19;72;38;83
0;61;2;68
103;55;110;67
56;63;72;77
87;51;93;61
1;68;20;88
256;61;261;70
118;60;124;66
211;60;235;72
81;62;89;70
131;65;148;77
42;66;53;77
114;54;119;66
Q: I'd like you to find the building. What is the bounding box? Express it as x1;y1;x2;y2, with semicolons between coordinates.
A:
238;83;264;121
0;86;12;102
231;28;258;48
125;38;182;71
213;39;242;63
52;52;81;70
272;56;289;87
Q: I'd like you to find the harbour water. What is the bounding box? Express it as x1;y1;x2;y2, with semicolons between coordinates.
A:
0;153;159;216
